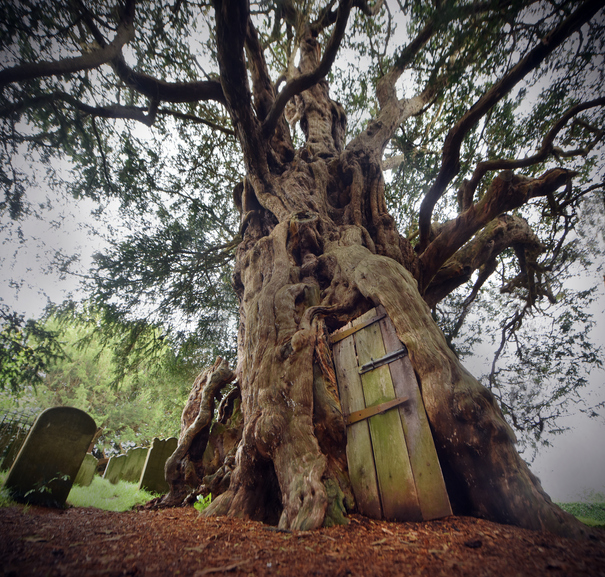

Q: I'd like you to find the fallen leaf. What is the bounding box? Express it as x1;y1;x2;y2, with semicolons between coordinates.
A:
194;560;249;575
370;538;387;546
23;536;48;543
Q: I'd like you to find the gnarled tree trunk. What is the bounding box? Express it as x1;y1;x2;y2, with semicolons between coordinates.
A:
173;1;590;537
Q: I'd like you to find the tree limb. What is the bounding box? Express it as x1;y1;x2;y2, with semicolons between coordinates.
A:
70;0;225;105
261;0;354;138
419;167;574;293
424;214;543;307
110;55;225;105
459;96;605;210
245;17;276;121
0;0;136;88
418;0;605;252
212;0;267;177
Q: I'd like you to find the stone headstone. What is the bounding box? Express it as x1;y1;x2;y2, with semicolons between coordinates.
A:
139;437;178;494
121;447;149;484
103;454;127;484
74;453;98;487
3;407;96;507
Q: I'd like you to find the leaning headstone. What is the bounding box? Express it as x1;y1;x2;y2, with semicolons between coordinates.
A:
3;407;96;507
139;437;178;494
74;453;98;487
121;447;149;484
103;454;127;484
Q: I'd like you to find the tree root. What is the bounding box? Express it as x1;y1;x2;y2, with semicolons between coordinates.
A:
157;357;236;508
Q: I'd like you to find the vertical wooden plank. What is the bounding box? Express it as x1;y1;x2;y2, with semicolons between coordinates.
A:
354;318;422;521
377;305;452;520
332;315;382;519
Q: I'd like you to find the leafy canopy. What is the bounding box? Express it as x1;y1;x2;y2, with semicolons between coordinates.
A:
0;0;604;448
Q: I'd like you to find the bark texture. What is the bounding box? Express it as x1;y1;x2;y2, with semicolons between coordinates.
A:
192;0;591;538
159;357;239;508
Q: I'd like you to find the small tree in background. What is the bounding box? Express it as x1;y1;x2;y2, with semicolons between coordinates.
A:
1;306;195;454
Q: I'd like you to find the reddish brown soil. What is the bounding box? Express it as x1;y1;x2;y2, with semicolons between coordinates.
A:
1;504;604;576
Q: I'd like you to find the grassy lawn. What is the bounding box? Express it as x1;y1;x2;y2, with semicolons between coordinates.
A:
66;476;158;511
557;500;605;529
0;470;158;511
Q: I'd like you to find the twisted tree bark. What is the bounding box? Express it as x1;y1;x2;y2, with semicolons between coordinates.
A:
182;0;593;537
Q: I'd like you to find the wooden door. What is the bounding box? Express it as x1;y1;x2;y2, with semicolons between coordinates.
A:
331;306;452;521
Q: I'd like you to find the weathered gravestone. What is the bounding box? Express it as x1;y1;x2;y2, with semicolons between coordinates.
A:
139;437;178;494
103;454;127;484
74;453;98;487
121;447;149;484
3;407;96;507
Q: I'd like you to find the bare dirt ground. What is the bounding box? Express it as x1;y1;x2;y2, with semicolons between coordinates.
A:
1;504;604;576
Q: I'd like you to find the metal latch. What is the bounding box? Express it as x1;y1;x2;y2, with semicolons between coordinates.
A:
358;346;408;374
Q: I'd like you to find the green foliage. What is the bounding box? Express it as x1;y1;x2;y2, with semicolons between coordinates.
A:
0;0;604;450
24;473;69;499
66;476;158;511
193;492;212;512
0;470;157;511
0;304;64;393
0;306;194;454
557;494;605;528
436;276;603;454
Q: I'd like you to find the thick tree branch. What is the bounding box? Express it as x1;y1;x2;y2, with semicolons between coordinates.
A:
111;55;225;105
213;0;267;178
261;0;354;138
0;0;136;88
70;0;225;105
424;214;543;308
419;167;574;294
459;96;605;210
418;0;605;252
245;18;276;121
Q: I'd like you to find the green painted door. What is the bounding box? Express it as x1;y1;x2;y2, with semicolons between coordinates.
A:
331;306;451;521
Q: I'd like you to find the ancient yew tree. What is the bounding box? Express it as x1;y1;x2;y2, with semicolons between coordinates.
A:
1;0;604;535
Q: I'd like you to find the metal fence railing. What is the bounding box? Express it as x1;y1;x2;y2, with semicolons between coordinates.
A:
0;408;39;471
